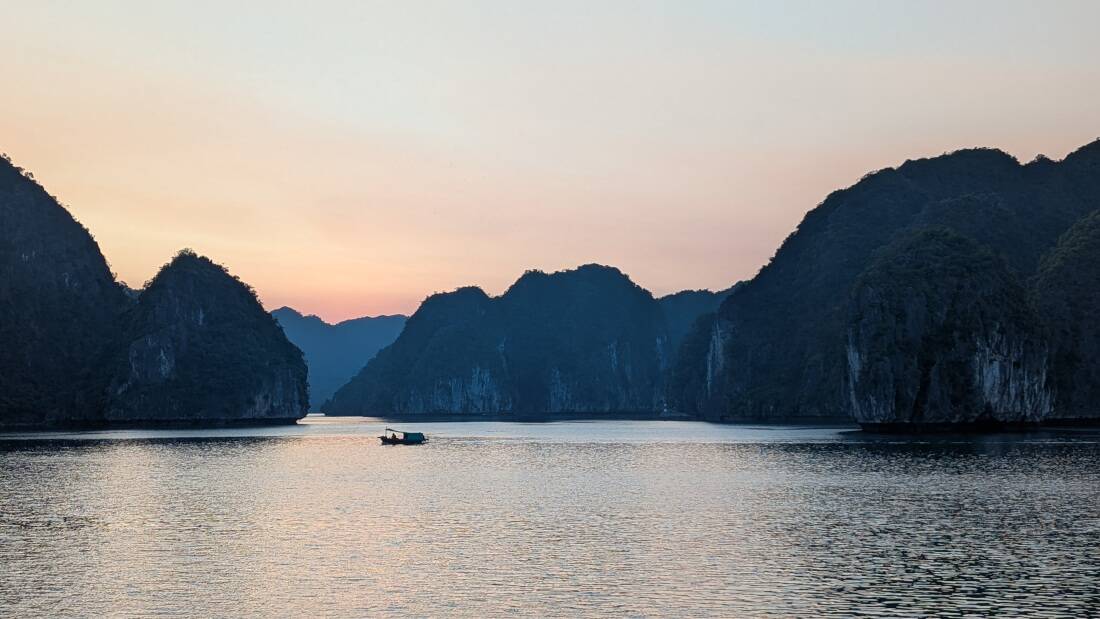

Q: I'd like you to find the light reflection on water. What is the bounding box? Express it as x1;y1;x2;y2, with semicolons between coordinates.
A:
1;418;1098;617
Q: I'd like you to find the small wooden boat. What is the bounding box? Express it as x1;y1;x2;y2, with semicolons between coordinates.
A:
379;428;428;445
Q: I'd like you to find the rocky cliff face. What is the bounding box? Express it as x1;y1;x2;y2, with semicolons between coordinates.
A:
323;286;506;414
657;286;738;352
272;307;406;410
678;140;1100;423
1033;210;1100;422
665;311;726;416
324;265;683;416
846;230;1051;428
107;251;308;425
0;156;130;427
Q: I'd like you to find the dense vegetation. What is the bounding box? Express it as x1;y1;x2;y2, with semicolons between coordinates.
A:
1033;210;1100;421
657;286;738;351
674;140;1100;422
665;311;722;416
0;156;130;427
272;307;406;409
324;265;729;416
324;286;507;414
846;229;1050;427
107;251;309;424
496;266;670;413
0;155;307;428
6;138;1100;429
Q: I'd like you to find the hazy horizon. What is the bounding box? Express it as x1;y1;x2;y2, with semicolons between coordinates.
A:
4;1;1099;321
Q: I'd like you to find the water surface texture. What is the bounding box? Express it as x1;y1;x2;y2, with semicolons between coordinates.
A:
1;418;1098;617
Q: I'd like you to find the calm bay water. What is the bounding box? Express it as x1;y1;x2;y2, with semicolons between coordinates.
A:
1;417;1098;617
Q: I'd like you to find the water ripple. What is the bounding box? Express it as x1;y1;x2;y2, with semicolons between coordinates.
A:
0;423;1097;617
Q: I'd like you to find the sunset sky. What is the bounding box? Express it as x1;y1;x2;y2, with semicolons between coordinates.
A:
3;1;1099;321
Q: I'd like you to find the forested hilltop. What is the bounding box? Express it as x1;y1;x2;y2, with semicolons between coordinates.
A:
323;266;734;416
672;139;1100;428
0;155;308;429
106;251;308;425
1033;210;1100;423
0;155;129;426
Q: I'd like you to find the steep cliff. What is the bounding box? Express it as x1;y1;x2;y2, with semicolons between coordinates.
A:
323;286;507;414
324;265;675;416
658;286;738;352
680;140;1100;421
107;251;308;425
1033;211;1100;422
846;229;1051;429
665;311;721;416
0;155;130;427
272;307;406;409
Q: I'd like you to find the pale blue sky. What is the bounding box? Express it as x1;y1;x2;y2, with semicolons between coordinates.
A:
3;1;1098;319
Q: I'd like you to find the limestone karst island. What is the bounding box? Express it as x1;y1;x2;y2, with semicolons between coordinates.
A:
2;3;1099;616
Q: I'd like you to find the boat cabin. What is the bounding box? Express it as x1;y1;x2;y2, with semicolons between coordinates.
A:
379;428;427;445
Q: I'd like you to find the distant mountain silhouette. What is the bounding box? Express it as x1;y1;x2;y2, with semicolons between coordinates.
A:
672;139;1100;428
324;265;733;417
0;155;307;428
272;307;406;410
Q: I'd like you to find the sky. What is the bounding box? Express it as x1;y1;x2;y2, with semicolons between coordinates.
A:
2;1;1099;321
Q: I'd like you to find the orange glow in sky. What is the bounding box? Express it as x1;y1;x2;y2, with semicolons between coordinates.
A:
3;2;1099;320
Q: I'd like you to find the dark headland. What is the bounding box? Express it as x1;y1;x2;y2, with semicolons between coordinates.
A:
0;155;308;429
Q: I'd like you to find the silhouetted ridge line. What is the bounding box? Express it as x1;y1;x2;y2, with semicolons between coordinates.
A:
0;155;308;429
323;265;735;417
672;138;1100;428
272;306;406;409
